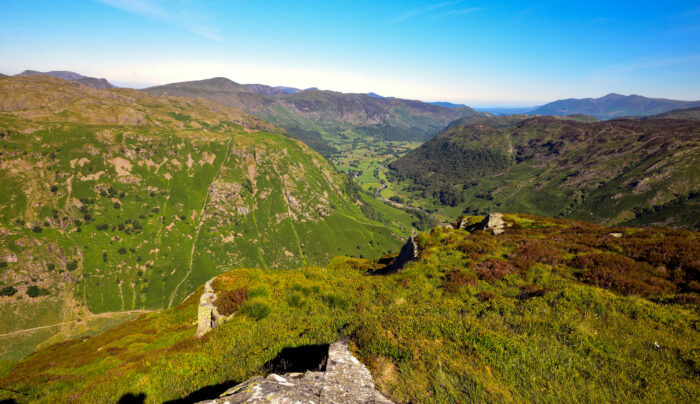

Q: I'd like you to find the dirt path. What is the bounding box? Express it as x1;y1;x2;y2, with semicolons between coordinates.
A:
0;310;153;338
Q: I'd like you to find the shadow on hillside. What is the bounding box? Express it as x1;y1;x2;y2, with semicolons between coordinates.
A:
117;393;146;404
163;379;242;404
160;344;330;403
367;255;395;275
264;343;330;373
0;399;18;404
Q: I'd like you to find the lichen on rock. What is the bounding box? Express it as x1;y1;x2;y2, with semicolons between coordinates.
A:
480;212;509;235
198;339;393;403
196;279;224;338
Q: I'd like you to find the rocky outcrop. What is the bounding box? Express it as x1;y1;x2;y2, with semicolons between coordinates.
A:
456;216;470;229
389;236;419;272
480;212;509;235
196;279;224;338
199;339;393;404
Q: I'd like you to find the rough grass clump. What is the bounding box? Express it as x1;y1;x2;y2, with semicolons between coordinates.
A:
509;238;559;270
214;287;248;317
443;269;477;293
240;301;271;320
475;257;519;281
572;252;675;296
0;214;698;404
321;293;348;310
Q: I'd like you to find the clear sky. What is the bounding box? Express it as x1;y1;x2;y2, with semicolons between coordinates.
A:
1;0;699;106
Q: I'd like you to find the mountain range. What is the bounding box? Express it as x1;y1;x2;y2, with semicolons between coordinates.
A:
0;75;417;360
17;70;116;89
530;93;700;120
142;77;480;155
0;70;698;404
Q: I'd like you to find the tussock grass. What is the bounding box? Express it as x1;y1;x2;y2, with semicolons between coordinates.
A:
1;214;698;403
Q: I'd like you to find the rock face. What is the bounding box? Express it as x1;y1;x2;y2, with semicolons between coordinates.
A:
196;279;224;338
389;236;419;272
456;216;470;229
199;339;393;404
480;212;508;235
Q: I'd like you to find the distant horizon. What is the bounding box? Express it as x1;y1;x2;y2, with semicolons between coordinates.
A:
1;1;699;106
6;68;700;109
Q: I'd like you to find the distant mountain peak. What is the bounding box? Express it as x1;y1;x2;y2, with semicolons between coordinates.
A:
430;101;467;109
531;93;700;120
17;69;115;89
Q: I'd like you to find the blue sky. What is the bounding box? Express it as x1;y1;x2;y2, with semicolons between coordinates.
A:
1;0;699;106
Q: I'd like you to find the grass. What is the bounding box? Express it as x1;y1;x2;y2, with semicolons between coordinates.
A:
1;214;697;403
0;76;420;361
385;116;700;228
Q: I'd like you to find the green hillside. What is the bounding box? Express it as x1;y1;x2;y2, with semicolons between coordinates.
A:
143;77;480;155
643;106;700;121
1;214;697;403
0;76;417;360
388;116;700;228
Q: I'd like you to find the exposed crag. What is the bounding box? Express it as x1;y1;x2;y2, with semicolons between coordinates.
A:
479;212;509;235
196;279;224;337
199;339;393;404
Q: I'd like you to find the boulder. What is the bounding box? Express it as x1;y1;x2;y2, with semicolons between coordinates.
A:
199;339;393;403
456;217;470;229
196;279;224;338
480;212;508;235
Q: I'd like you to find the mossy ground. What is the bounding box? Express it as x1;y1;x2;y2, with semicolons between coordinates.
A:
1;214;697;403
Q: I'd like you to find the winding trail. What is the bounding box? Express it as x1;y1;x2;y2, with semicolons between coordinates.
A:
0;310;153;338
168;138;232;308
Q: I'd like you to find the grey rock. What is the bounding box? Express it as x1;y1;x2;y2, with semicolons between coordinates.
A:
199;339;393;404
456;217;470;229
480;212;508;235
196;279;224;337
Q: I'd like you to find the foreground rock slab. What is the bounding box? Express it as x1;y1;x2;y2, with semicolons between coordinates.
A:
198;339;393;404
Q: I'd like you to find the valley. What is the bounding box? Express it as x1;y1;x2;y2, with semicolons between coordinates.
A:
142;77;481;156
0;73;698;404
3;2;700;403
0;75;418;360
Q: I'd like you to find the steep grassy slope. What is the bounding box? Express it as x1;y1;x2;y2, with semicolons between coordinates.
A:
389;116;700;228
1;214;697;403
0;76;416;360
143;77;479;154
531;93;700;120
